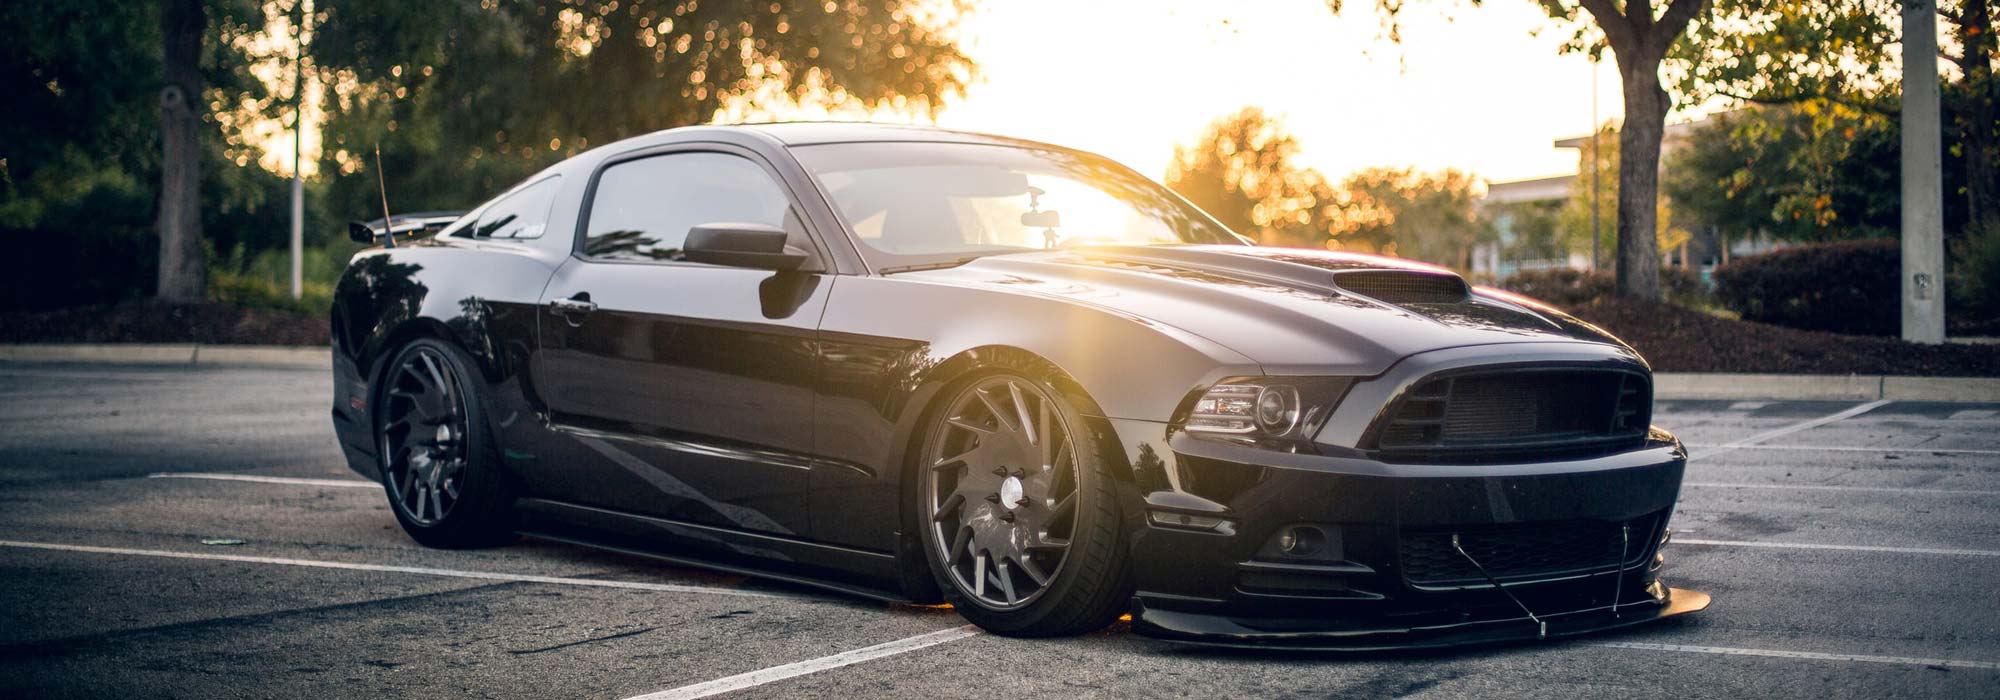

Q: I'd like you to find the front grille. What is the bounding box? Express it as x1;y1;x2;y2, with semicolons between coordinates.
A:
1399;514;1660;588
1371;368;1650;462
1334;270;1469;304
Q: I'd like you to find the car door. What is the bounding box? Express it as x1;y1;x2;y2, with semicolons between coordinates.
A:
529;145;831;538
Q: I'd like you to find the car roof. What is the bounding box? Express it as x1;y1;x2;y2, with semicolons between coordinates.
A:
728;122;1078;155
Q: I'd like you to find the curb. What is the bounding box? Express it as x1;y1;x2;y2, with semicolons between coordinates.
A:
1652;373;1999;402
0;343;328;369
1;344;1995;402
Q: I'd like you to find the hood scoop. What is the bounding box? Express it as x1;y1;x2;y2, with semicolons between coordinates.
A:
1332;270;1469;305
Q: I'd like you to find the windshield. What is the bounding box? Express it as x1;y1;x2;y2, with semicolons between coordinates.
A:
791;141;1246;270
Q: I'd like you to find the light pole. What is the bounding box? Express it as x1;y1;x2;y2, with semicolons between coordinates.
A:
1901;0;1945;343
1589;54;1600;273
288;2;305;300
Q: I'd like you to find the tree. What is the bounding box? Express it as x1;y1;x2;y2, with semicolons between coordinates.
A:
1331;0;1709;300
1559;123;1688;261
1675;0;1998;232
305;0;975;218
156;0;206;301
1665;105;1901;243
1164;107;1334;246
1327;167;1493;266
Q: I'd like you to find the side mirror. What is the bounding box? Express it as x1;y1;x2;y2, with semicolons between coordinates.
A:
348;221;379;244
684;223;809;271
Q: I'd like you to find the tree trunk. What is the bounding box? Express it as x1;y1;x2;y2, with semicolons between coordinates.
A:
1613;55;1668;301
156;0;205;302
1960;0;1998;230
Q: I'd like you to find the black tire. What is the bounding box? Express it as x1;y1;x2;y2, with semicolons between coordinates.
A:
914;370;1131;637
374;337;517;549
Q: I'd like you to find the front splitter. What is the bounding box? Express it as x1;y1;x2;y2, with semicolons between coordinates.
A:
1131;587;1712;652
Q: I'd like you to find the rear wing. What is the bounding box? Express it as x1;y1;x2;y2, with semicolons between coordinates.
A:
347;211;467;245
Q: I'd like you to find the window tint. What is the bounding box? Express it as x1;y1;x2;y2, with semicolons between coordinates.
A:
583;152;795;262
463;177;561;240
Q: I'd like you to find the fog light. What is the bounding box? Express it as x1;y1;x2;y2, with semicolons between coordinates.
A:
1279;526;1324;556
1148;510;1229;533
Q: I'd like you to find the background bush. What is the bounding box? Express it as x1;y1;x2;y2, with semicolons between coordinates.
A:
1712;239;1899;336
1499;267;1710;309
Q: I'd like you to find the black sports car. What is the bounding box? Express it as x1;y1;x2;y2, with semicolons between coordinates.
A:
329;122;1705;649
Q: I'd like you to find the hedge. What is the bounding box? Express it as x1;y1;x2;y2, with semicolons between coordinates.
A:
1712;239;1898;336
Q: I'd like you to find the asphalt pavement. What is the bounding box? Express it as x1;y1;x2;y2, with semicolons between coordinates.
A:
2;362;1997;699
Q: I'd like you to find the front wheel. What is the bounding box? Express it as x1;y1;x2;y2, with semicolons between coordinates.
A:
916;372;1131;636
374;338;516;549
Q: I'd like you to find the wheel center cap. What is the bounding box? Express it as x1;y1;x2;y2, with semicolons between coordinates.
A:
999;475;1024;510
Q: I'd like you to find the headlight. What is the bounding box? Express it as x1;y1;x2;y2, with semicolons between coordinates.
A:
1182;377;1352;441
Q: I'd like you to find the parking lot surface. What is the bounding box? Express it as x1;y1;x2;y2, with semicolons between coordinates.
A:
1;363;1997;698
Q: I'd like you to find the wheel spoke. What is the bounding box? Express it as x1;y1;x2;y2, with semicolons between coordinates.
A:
429;485;446;521
945;417;994;436
932;493;964;523
1017;556;1051;586
418;353;450;401
995;561;1018;604
949;525;972;563
1007;382;1037;446
1048;492;1075;521
972;552;988;597
1038;399;1053;466
932;444;981;470
974;389;1017;433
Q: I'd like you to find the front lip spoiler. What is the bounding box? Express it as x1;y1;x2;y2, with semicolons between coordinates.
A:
1129;587;1712;652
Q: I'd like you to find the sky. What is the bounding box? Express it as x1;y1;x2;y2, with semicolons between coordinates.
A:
923;0;1653;185
257;1;1698;186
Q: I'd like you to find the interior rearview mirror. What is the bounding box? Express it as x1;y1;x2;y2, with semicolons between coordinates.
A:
684;223;809;271
1020;210;1061;228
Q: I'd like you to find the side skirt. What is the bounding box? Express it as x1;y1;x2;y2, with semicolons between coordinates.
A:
513;497;913;603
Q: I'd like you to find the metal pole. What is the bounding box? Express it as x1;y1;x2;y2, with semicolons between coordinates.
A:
1901;0;1945;343
1590;54;1600;272
288;3;304;300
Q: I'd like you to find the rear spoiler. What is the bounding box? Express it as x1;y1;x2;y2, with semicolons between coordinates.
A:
347;211;467;244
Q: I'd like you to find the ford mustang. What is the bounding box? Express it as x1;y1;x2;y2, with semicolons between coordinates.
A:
329;122;1706;649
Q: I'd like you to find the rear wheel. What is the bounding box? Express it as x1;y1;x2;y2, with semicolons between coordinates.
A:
916;372;1130;636
375;338;515;548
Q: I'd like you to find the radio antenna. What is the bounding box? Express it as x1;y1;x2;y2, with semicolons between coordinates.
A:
373;142;395;248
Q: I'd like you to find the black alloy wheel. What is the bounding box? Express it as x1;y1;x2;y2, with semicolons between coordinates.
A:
376;339;515;548
919;372;1130;635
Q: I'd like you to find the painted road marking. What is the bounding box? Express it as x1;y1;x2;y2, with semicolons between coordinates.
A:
1675;538;2000;557
1703;400;1892;455
0;540;790;599
1727;401;1769;410
147;473;377;488
1684;482;2000;496
622;625;982;700
1682;444;2000;457
1595;642;2000;671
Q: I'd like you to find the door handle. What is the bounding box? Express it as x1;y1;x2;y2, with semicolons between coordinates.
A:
549;294;597;315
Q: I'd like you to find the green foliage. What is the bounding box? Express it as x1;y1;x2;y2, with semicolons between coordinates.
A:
307;0;976;222
207;240;361;315
1666;104;1900;242
1164;108;1492;268
1327;167;1492;265
1500;267;1711;309
1556;123;1688;259
1712;239;1900;336
1951;220;2000;318
1163;107;1334;247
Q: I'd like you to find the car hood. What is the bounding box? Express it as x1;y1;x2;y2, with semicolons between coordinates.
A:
898;245;1633;376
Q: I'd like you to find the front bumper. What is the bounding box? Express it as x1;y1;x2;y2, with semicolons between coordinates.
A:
1112;418;1699;650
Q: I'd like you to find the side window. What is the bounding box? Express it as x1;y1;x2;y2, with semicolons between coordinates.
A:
583;152;797;262
467;177;561;239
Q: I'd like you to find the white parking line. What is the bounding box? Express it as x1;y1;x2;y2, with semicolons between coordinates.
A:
0;540;789;599
1702;400;1891;456
1683;444;2000;457
1674;538;2000;557
622;625;982;700
147;473;377;488
1594;642;2000;671
1684;482;2000;496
